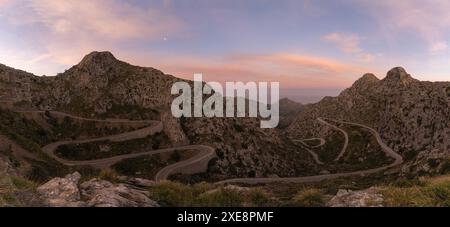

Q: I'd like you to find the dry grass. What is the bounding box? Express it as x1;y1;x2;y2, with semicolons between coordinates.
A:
381;175;450;207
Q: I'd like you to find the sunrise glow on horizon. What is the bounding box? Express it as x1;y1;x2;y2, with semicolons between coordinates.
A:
1;0;450;102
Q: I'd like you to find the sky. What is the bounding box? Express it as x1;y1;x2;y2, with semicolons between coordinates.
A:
1;0;450;103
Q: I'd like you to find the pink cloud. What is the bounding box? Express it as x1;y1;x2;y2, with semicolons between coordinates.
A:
127;52;372;89
26;0;183;40
240;53;366;74
1;0;185;67
323;33;362;54
0;0;10;6
322;32;378;63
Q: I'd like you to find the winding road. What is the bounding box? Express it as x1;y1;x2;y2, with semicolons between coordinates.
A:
294;138;326;148
217;118;403;185
291;118;349;164
20;111;216;181
318;118;349;162
16;110;403;184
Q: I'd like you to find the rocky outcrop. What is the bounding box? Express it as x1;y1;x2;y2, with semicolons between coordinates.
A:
382;67;417;86
36;172;84;207
80;179;159;207
350;73;380;91
37;172;159;207
125;177;158;187
327;188;384;207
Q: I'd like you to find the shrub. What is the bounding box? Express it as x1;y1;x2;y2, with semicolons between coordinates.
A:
11;176;36;190
150;182;266;207
150;181;194;207
425;183;450;207
98;169;119;182
194;187;243;207
191;182;215;195
381;187;432;207
291;188;326;207
247;188;272;207
382;178;450;207
390;178;427;188
441;159;450;174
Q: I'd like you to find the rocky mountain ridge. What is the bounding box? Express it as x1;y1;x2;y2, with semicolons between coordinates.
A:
0;51;315;179
1;52;449;180
287;67;450;176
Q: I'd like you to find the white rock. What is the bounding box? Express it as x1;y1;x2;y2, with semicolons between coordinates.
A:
80;178;159;207
37;172;85;207
327;188;384;207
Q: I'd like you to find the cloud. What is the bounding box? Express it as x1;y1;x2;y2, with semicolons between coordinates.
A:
27;53;53;65
131;52;371;89
356;0;450;54
0;0;184;67
429;41;448;53
21;0;183;40
322;33;363;54
235;53;366;74
322;32;377;62
0;0;9;6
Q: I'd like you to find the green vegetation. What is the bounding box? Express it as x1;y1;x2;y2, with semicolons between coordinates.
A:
0;108;52;147
441;159;450;174
23;157;94;183
0;109;77;183
389;178;428;188
59;95;95;117
0;173;37;206
195;187;244;207
55;132;170;160
48;116;123;140
314;131;345;163
289;188;326;207
112;150;196;179
314;125;394;173
339;126;393;169
246;188;273;207
98;169;120;182
98;103;159;121
149;181;273;207
381;176;450;207
149;181;196;207
11;176;37;190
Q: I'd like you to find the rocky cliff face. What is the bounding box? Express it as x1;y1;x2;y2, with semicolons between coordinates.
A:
287;67;450;171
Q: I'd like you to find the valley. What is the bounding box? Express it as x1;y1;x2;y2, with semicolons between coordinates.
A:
0;52;449;207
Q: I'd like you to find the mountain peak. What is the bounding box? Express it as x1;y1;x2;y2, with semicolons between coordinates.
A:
358;73;380;84
382;67;416;85
350;73;380;91
79;51;117;64
279;97;303;106
76;51;120;73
